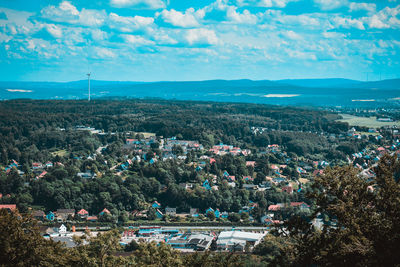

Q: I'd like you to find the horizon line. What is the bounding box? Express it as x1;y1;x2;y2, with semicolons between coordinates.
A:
0;77;397;83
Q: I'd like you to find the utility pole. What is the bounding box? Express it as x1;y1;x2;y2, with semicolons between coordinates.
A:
87;73;91;101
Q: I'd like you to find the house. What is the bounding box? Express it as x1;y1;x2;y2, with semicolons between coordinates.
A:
202;179;211;190
45;162;53;168
216;231;266;252
33;210;45;221
272;177;286;184
86;216;98;222
36;171;47;179
165;207;177;216
290;202;310;211
268;204;283;211
221;211;229;219
206;208;215;217
137;226;162;237
56;209;75;221
32;162;43;170
59;224;67;235
152;201;161;209
99;208;111;216
77;172;97;179
0;204;17;212
179;183;193;190
214;209;221;218
156;209;163;218
195;166;203;171
227;175;236;182
77;209;89;218
167;233;214;251
46;211;55;221
260;215;281;225
281;186;293;194
246;161;255;167
296;167;307;174
190;208;199;217
131;209;148;218
243;184;258;191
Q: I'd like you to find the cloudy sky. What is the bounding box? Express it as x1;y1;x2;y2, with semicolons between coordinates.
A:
0;0;399;82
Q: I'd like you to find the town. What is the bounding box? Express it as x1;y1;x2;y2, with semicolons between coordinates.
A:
1;100;400;253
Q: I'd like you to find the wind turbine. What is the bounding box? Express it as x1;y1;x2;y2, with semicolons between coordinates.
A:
87;73;91;101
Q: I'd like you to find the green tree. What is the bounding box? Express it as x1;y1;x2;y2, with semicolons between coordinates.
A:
0;209;71;266
275;154;400;266
72;229;123;267
206;210;216;221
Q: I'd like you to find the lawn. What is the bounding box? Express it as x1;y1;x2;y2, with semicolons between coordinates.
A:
133;132;156;138
337;114;400;128
51;149;68;157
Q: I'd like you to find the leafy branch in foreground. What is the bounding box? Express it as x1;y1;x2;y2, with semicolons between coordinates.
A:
275;154;400;266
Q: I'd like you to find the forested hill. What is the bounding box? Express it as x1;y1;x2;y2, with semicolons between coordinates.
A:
1;78;400;108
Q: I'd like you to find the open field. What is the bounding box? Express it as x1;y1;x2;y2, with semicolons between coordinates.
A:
132;132;156;138
337;114;400;128
51;149;68;157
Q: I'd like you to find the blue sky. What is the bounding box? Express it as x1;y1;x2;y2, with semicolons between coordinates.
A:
0;0;399;82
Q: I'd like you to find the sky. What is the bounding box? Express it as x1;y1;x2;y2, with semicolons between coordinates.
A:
0;0;399;82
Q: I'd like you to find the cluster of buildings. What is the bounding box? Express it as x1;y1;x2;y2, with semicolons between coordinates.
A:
123;226;267;252
125;136;204;161
209;143;251;156
32;208;111;223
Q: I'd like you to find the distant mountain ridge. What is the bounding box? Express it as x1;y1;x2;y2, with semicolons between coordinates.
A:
1;78;399;108
1;78;399;89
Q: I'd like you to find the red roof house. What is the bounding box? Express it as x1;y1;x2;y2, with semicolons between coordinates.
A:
77;209;89;217
0;204;17;211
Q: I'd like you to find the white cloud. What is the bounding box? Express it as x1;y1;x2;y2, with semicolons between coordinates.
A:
150;29;178;45
286;49;317;60
41;1;79;22
314;0;345;10
258;0;296;8
93;47;116;58
332;16;365;30
91;29;108;41
263;10;322;28
366;5;400;29
159;8;205;28
322;31;345;38
41;1;107;27
349;2;376;13
109;13;154;32
79;9;107;27
110;0;166;9
283;30;302;40
185;28;218;45
122;34;155;46
0;32;12;43
237;0;298;8
226;7;258;24
45;24;63;38
368;15;390;29
0;8;37;35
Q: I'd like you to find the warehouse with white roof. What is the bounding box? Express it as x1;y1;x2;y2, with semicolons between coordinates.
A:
216;231;267;252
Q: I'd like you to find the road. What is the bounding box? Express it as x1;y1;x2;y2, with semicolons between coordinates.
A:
76;225;269;231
